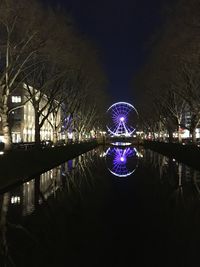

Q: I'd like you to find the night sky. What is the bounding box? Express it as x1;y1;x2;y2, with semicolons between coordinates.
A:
44;0;170;103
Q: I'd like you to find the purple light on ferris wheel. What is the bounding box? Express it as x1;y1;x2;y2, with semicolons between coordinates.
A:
120;156;125;162
105;147;138;178
106;102;138;136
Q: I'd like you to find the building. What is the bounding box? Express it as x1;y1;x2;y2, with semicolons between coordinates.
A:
0;84;61;143
181;105;200;139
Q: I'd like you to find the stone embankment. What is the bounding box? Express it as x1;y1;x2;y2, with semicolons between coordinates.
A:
0;141;98;193
144;141;200;171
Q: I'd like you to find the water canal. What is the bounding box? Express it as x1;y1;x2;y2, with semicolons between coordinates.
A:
1;145;200;267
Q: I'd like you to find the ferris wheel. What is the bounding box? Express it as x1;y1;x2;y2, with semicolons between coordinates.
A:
105;147;138;178
106;102;138;137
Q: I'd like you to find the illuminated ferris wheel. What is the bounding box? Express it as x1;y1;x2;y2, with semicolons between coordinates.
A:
106;102;138;137
105;147;138;178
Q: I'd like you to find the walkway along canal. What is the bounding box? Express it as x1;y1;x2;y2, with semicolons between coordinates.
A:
1;145;200;267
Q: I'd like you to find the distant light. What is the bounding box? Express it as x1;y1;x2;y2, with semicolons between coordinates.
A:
100;152;106;158
11;196;20;204
68;132;73;139
0;151;4;155
120;117;125;122
111;142;132;146
136;152;143;158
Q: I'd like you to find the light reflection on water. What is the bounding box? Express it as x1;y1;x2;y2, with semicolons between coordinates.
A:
144;149;200;189
2;147;200;219
6;149;98;217
4;146;200;221
105;147;138;177
1;147;200;266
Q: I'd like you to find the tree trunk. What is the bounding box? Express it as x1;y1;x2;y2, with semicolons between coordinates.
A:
0;193;10;261
191;127;196;143
79;133;82;142
158;121;162;141
53;130;58;144
34;112;41;146
177;126;182;143
190;115;199;144
158;131;162;141
168;128;173;143
65;134;68;144
1;113;12;150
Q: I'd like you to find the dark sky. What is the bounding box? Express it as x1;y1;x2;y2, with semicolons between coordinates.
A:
45;0;169;103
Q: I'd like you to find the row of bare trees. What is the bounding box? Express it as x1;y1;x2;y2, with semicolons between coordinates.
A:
133;0;200;143
0;0;107;150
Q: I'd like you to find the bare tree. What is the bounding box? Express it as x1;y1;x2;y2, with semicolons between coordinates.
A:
0;0;54;149
133;0;200;143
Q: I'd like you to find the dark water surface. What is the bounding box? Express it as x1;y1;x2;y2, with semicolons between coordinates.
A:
1;146;200;267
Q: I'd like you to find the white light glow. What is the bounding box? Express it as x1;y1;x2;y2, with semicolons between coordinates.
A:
68;132;73;139
108;168;135;178
11;196;21;204
111;142;132;146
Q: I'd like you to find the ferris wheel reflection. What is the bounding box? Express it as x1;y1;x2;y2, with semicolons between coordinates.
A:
105;146;139;178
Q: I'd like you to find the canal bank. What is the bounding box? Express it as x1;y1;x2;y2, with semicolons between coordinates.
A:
0;141;98;193
144;141;200;171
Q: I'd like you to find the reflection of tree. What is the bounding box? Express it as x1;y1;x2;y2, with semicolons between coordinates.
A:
0;193;15;266
168;163;184;211
0;149;103;266
191;170;200;198
144;150;168;181
34;176;40;208
166;164;200;222
144;149;200;208
62;150;97;197
157;154;167;181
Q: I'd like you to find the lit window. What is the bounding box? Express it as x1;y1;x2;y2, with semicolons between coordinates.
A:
12;96;21;103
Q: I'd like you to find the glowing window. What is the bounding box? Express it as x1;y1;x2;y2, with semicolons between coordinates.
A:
12;96;21;103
